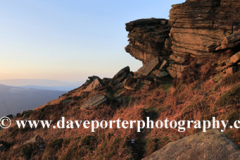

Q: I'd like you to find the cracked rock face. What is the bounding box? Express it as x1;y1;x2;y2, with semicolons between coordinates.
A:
167;0;240;78
169;0;240;59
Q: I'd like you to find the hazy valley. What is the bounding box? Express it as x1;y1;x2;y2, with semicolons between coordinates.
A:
0;84;67;117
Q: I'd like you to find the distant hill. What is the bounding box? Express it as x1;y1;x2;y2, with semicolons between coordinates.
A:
0;84;67;117
21;85;78;92
0;79;83;91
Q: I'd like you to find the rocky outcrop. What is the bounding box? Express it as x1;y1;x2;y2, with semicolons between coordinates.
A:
122;58;172;91
125;18;172;65
169;0;236;58
143;129;240;160
79;64;172;109
168;0;240;78
125;1;240;79
124;0;240;79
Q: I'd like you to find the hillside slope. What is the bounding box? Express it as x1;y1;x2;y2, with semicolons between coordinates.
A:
0;66;239;159
1;0;240;159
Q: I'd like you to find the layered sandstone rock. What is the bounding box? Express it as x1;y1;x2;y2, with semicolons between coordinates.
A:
168;0;240;78
125;0;240;79
125;18;172;65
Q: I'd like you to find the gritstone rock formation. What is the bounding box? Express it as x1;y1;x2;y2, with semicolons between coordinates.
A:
125;0;240;79
168;0;240;78
125;18;172;65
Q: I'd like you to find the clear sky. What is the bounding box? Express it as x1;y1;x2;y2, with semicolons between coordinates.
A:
0;0;185;83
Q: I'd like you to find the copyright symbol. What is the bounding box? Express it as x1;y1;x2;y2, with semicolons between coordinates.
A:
0;117;11;129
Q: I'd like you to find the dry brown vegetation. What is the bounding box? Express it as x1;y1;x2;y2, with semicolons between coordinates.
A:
0;71;240;160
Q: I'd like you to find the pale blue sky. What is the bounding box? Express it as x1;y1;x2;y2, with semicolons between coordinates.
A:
0;0;185;82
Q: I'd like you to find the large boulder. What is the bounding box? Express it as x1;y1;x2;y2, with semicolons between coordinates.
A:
143;129;240;160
